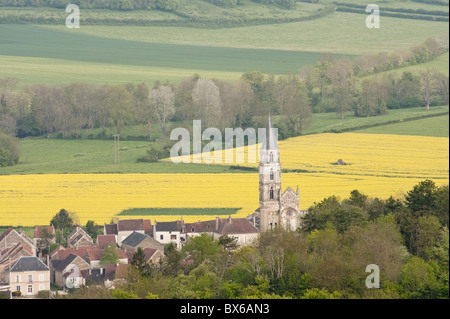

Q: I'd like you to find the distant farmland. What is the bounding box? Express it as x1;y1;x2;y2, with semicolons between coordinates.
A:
0;133;447;226
0;24;350;86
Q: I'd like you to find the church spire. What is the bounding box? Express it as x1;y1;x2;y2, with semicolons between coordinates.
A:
263;114;279;151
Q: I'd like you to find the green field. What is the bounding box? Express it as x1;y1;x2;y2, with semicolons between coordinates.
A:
0;24;353;87
42;12;449;54
1;106;447;175
355;113;449;137
300;105;449;135
1;9;448;86
0;24;338;74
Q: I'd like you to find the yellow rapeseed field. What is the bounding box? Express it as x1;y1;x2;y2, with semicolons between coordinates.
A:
0;133;448;226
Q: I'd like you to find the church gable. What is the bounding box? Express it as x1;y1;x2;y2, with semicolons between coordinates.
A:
280;187;299;210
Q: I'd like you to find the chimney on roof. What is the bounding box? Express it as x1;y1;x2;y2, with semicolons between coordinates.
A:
215;217;219;231
252;215;256;227
228;216;232;223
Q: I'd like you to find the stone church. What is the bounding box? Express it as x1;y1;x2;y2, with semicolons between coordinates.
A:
249;116;307;232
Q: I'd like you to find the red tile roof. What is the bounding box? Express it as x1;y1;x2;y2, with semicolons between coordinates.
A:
117;219;145;232
216;218;259;235
33;225;55;238
97;235;117;249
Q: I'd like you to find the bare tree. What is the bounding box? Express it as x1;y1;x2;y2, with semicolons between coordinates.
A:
150;85;175;134
191;78;222;128
420;68;436;110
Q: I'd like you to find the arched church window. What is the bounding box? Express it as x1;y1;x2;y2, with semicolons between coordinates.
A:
270;169;274;180
270;187;274;200
270;152;274;162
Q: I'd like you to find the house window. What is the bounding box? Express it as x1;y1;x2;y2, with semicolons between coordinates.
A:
270;169;274;180
171;234;177;240
16;275;20;283
28;275;33;283
270;187;274;200
16;286;20;292
160;235;164;240
270;152;274;162
27;285;33;294
39;284;45;291
39;274;44;281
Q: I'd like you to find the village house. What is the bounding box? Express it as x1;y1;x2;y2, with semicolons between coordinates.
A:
184;217;259;246
140;248;164;264
67;226;94;248
0;242;34;285
104;218;152;245
51;253;90;288
96;234;117;249
153;220;183;249
84;247;128;269
183;219;218;239
0;227;35;256
213;217;259;245
121;231;164;254
9;256;50;297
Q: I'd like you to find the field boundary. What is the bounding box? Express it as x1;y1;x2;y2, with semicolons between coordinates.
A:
320;111;449;134
0;4;335;28
334;2;449;22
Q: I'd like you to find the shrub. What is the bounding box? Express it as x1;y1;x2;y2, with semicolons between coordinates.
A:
0;133;20;167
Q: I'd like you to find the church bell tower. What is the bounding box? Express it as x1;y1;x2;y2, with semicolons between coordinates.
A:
259;115;282;231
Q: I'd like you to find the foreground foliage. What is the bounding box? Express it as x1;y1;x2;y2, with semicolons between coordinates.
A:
67;181;448;299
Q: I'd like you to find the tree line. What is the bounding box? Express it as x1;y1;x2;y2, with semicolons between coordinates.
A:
58;180;448;299
0;0;180;11
0;37;448;166
0;0;317;10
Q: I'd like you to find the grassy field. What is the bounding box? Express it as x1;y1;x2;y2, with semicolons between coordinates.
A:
0;55;244;87
355;114;449;137
0;24;351;86
299;105;449;135
42;12;449;54
365;51;449;79
1;10;448;86
1;24;337;74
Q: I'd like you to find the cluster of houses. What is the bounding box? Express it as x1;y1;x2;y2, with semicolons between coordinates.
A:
0;216;259;297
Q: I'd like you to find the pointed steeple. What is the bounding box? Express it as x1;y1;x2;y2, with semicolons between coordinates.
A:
263;114;278;151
